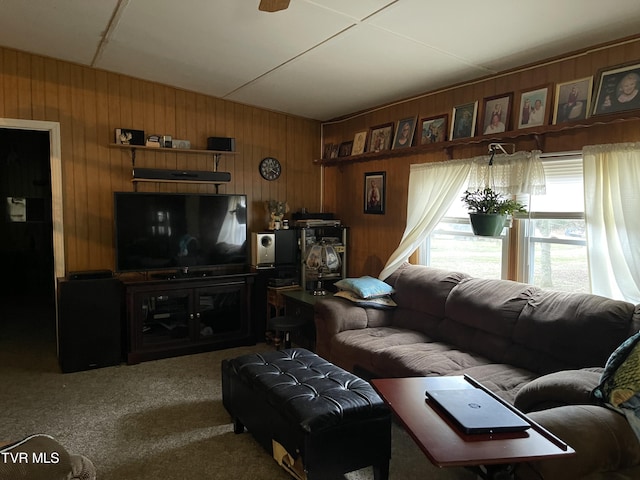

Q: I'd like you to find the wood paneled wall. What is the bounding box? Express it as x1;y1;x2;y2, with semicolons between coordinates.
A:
321;37;640;278
0;46;321;273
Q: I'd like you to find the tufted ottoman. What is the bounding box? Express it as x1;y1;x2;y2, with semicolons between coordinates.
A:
222;348;391;480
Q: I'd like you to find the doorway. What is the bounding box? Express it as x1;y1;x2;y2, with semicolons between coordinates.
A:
0;119;63;361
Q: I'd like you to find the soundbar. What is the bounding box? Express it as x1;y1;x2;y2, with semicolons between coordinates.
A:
133;168;231;182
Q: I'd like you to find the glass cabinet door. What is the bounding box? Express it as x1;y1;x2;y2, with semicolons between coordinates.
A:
195;285;244;339
138;291;191;346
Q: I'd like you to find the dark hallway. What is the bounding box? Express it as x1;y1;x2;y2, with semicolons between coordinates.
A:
0;128;56;366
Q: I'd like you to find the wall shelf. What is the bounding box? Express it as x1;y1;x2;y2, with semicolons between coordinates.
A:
315;113;640;166
108;143;237;192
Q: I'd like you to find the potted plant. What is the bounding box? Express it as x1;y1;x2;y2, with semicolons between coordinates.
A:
461;188;527;236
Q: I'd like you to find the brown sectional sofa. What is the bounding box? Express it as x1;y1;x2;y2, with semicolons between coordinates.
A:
314;262;640;479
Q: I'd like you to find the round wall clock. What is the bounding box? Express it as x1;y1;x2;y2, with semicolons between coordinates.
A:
259;157;282;181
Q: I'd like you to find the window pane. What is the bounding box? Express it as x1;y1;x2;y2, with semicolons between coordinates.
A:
429;222;504;279
528;219;589;293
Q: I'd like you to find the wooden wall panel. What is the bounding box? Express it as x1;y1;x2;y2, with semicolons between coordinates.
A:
0;46;320;273
321;36;640;278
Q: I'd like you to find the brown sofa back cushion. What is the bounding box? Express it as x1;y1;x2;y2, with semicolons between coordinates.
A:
386;263;469;333
386;264;640;374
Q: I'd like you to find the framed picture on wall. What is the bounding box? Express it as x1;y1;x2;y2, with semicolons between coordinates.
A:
481;93;512;135
364;171;385;214
352;131;367;155
392;116;417;149
368;123;394;153
553;77;593;124
517;85;551;129
450;101;478;140
338;141;353;157
592;62;640;116
420;114;448;144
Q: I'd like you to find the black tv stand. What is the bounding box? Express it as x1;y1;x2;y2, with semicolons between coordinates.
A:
123;271;256;364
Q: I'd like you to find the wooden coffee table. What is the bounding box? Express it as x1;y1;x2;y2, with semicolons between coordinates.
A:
371;376;575;479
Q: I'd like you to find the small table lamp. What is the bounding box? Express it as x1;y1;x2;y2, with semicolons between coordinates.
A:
305;241;341;295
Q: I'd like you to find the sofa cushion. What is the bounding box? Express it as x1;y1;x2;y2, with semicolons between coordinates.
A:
455;364;539;404
514;369;602;412
334;276;394;299
513;289;636;372
328;327;431;373
370;342;490;378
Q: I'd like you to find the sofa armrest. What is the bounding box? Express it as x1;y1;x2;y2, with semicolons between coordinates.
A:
314;297;392;360
514;369;602;412
514;405;640;479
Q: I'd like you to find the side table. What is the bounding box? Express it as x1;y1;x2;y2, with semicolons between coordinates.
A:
282;290;333;352
266;285;301;321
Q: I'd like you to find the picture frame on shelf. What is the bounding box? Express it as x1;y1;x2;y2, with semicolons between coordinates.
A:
517;85;551;129
592;62;640;116
352;131;367;155
323;143;333;159
364;171;385;215
392;116;417;149
552;77;593;124
450;101;478;140
481;93;512;135
338;141;353;157
420;114;448;144
368;123;394;153
330;144;340;159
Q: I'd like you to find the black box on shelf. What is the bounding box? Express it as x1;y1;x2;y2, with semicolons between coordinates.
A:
115;128;145;146
207;136;235;151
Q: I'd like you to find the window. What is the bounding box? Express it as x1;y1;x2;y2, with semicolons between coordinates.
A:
420;153;589;293
521;154;589;293
419;185;508;279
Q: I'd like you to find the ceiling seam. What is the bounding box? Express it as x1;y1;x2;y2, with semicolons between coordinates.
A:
91;0;130;67
223;0;401;99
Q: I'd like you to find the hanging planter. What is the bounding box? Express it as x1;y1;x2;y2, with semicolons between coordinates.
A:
462;188;527;237
469;213;508;236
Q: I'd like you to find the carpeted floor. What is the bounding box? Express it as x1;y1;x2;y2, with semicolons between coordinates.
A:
0;296;475;480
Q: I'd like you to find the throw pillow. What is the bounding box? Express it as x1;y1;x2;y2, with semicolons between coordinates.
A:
334;290;397;309
334;276;394;299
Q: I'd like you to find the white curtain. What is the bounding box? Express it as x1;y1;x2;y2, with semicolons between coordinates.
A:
583;143;640;303
379;159;471;280
467;150;546;195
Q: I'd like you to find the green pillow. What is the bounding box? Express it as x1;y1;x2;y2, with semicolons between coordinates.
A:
334;276;394;299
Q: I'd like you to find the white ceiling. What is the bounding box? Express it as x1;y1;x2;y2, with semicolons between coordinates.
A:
1;0;639;121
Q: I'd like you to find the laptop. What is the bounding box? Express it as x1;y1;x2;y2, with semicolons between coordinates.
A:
425;387;531;435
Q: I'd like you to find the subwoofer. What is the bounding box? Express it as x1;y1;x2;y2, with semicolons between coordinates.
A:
57;277;124;373
251;232;275;267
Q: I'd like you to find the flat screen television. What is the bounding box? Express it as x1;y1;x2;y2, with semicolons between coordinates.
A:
114;192;248;273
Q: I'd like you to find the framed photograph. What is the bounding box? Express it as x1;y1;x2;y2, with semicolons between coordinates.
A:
553;77;593;124
450;101;478;140
481;93;512;135
368;123;394;153
323;143;333;159
517;85;551;129
338;141;353;157
392;116;417;149
329;144;339;159
364;171;385;214
592;62;640;116
352;131;367;155
420;114;448;144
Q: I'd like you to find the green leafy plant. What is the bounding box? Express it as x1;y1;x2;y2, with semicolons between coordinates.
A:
461;188;527;215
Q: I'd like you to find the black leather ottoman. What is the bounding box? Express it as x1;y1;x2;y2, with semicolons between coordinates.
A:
222;348;391;480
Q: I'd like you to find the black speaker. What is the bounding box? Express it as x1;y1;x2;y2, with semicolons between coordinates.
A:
275;229;297;265
207;136;235;152
133;168;231;182
57;277;124;373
